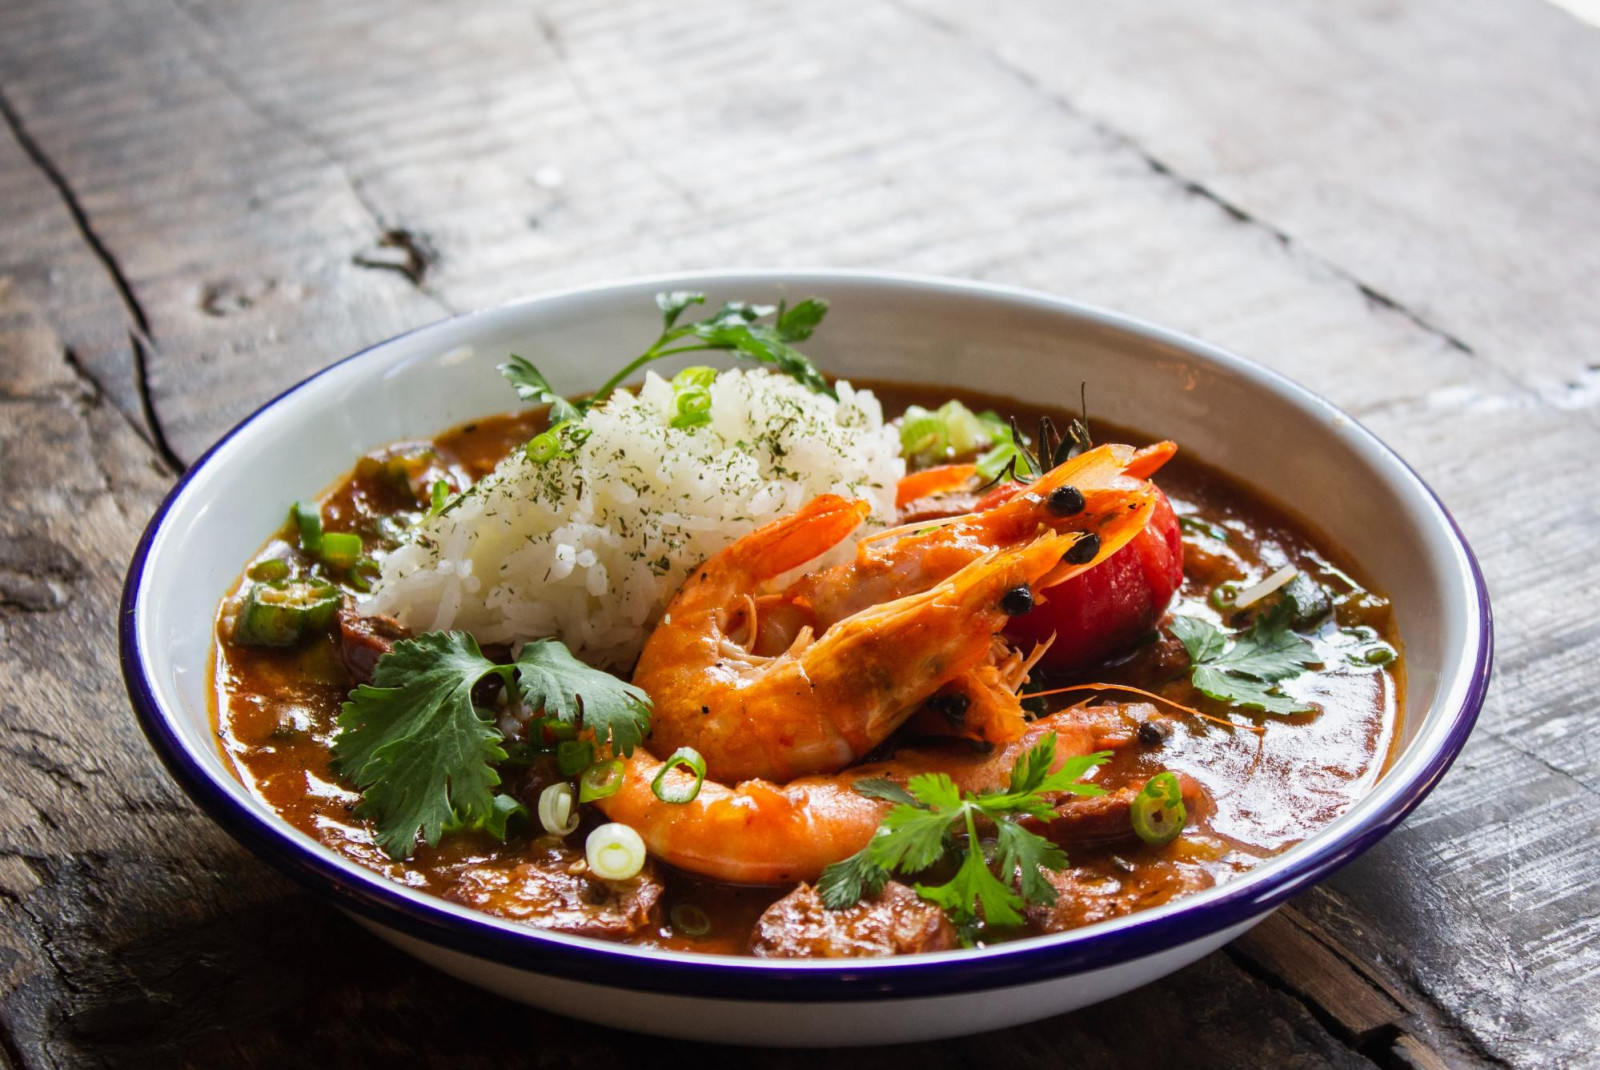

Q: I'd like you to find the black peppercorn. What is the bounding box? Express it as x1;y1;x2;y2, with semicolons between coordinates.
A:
1000;585;1034;615
1047;484;1086;516
926;690;971;727
1063;532;1101;565
1138;719;1174;746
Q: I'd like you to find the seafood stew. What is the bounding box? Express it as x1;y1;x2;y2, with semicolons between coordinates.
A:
214;294;1401;957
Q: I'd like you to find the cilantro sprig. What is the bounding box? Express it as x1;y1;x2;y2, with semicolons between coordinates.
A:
496;291;835;444
1168;599;1320;715
332;631;652;859
818;735;1109;932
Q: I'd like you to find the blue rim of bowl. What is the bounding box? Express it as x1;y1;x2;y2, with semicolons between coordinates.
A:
120;270;1492;1002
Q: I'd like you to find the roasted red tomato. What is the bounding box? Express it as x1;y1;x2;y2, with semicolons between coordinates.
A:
1006;487;1183;671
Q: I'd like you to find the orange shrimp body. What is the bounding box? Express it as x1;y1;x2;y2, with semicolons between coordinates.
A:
596;707;1123;884
632;495;1089;784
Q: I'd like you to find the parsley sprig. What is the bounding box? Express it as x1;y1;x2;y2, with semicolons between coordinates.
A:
332;632;651;859
1168;599;1320;714
497;291;835;438
818;735;1109;932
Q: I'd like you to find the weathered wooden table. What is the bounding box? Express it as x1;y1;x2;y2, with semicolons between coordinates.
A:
4;0;1597;1065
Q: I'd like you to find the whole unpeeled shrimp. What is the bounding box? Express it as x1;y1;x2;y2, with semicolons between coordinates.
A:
595;706;1127;884
755;443;1161;654
632;495;1092;784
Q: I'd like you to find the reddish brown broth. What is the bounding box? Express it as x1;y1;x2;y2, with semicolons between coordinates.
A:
214;380;1402;955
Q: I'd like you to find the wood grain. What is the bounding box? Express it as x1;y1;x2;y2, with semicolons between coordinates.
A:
2;0;1597;1066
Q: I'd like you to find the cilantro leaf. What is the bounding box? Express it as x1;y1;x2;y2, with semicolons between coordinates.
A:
818;738;1109;931
498;355;580;424
852;776;917;805
994;820;1066;906
915;814;1026;928
690;319;836;399
1214;600;1318;681
1169;615;1227;664
817;841;892;909
872;801;957;873
656;290;707;328
514;638;652;756
776;297;829;342
1191;666;1311;714
332;632;513;859
1170;600;1319;714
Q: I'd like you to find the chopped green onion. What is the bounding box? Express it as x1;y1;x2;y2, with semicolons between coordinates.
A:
586;822;646;880
525;429;563;464
1360;644;1397;666
347;556;382;593
427;479;450;518
565;424;592;446
537;782;581;836
319;532;363;570
578;758;625;803
669;903;712;937
650;747;707;804
232;580;341;648
899;406;949;459
671;365;718;389
247;557;291;583
1131;771;1187;845
1209;580;1244;611
290;501;324;555
535;717;579;744
670;385;713;429
938;400;991;454
556;739;595;777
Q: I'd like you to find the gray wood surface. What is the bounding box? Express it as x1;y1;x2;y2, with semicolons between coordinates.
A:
2;0;1597;1065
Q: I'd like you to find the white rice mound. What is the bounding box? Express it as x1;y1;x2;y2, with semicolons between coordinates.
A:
360;368;905;668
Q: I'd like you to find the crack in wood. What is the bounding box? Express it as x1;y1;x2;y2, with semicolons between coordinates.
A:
0;84;184;475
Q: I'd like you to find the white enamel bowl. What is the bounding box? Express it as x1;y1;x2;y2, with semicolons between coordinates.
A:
122;271;1490;1046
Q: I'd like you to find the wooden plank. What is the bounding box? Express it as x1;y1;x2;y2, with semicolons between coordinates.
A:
2;0;1598;1065
897;0;1600;413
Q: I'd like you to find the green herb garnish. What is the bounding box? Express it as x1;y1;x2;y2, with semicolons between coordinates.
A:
818;735;1109;932
496;293;835;438
1168;600;1320;714
333;631;652;859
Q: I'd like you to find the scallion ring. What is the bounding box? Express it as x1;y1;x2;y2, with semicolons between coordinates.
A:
578;758;625;803
669;903;712;937
651;746;707;804
556;739;595;777
247;557;290;583
1209;580;1244;611
670;386;713;429
586;822;646;881
537;782;581;837
525;430;563;464
1130;771;1187;845
671;365;718;389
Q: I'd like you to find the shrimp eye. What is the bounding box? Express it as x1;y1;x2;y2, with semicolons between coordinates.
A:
1048;484;1086;516
926;690;970;726
1000;585;1034;615
1063;533;1101;565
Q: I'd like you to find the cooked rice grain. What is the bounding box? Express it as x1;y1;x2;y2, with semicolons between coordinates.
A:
361;369;904;667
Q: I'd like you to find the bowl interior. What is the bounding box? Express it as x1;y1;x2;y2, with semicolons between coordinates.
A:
128;270;1484;975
